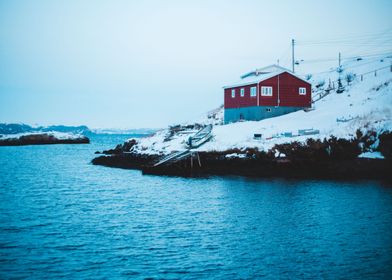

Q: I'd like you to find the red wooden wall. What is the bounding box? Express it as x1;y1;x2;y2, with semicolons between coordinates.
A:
224;83;258;109
224;72;311;109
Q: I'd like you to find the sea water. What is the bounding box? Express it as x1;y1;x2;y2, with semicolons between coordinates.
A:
1;134;391;279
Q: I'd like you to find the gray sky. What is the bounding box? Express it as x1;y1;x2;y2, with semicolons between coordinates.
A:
1;0;391;128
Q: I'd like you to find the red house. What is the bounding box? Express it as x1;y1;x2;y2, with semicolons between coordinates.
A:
223;65;311;123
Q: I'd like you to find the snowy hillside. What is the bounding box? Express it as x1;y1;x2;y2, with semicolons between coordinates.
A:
132;55;392;155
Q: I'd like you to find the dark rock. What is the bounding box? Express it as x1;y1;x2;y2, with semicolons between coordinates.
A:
273;136;361;161
379;131;392;159
92;133;390;181
123;139;137;152
92;152;158;169
101;139;137;155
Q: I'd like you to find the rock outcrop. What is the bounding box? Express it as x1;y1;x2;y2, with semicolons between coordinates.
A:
92;132;391;181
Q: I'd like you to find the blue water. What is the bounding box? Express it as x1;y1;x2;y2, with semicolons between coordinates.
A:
1;134;392;279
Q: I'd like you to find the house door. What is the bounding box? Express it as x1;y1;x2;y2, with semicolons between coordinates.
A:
239;113;244;120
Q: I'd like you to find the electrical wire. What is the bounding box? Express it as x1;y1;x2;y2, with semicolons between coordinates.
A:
296;27;392;46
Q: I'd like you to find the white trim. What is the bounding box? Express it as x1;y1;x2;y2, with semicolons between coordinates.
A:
240;88;245;97
241;64;292;79
299;87;306;95
231;89;236;98
223;81;259;89
261;86;273;96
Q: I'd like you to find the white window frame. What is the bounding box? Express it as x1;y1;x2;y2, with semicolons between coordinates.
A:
250;86;257;97
231;89;236;98
240;88;245;97
299;87;306;95
261;86;273;96
266;108;271;112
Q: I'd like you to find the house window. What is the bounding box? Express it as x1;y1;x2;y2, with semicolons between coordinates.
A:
231;89;235;98
240;88;245;97
250;86;257;97
266;108;271;112
299;87;306;95
261;86;273;96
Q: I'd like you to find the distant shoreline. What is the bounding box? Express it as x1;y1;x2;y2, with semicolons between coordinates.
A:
0;133;89;146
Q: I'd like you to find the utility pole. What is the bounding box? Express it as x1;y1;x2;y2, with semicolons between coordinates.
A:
291;39;295;73
338;52;341;68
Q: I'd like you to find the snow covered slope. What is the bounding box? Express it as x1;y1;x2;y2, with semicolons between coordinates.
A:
132;56;392;155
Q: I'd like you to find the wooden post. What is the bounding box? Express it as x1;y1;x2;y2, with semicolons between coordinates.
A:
375;70;377;77
361;75;363;81
338;52;341;68
190;152;193;169
197;152;201;167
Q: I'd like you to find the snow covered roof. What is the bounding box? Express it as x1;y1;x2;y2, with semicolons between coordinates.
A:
223;64;310;89
241;64;292;79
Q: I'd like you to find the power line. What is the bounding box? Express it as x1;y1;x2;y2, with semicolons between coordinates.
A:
298;39;392;47
297;51;392;64
276;29;392;76
296;37;392;46
297;57;392;77
296;28;392;45
277;45;291;68
343;31;392;58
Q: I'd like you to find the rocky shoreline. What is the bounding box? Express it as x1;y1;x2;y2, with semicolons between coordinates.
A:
93;151;391;180
0;133;90;146
92;131;392;181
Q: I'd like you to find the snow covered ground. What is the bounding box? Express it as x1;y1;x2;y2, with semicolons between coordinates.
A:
132;56;392;156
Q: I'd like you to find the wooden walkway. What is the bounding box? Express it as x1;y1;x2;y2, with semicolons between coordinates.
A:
153;125;213;168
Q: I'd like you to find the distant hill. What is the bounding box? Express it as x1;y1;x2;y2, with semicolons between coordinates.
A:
0;123;91;135
0;123;158;136
0;123;33;134
41;125;91;135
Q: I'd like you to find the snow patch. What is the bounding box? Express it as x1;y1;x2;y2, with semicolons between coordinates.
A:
225;153;247;159
358;151;384;159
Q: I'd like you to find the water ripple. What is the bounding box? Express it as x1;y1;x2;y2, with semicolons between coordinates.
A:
1;135;392;279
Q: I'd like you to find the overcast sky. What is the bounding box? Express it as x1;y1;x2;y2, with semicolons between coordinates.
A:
1;0;391;128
